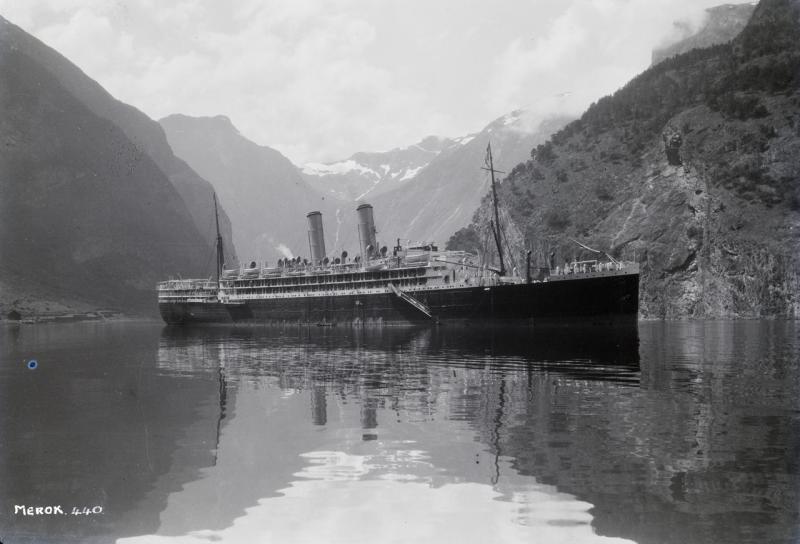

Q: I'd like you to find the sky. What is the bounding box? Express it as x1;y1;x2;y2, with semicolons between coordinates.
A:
0;0;754;164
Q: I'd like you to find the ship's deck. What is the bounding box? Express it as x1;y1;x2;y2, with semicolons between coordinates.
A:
158;255;638;305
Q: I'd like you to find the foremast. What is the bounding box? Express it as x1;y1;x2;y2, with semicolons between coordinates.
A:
482;143;506;276
213;193;224;287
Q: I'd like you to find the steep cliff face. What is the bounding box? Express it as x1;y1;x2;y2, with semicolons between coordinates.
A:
0;43;211;314
452;0;800;318
0;16;236;270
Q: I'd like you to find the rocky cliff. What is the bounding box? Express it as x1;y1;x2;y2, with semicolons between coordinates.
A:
451;0;799;318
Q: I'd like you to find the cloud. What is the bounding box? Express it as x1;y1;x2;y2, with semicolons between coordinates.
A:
1;0;430;163
1;0;752;163
37;10;137;76
488;0;728;120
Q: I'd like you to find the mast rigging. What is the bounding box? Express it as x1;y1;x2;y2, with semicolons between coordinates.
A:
482;143;506;276
213;193;224;284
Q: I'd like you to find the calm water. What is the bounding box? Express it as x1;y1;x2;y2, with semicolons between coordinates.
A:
1;321;798;544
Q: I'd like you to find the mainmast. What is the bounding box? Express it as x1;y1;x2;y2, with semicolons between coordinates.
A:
482;143;506;276
213;193;224;284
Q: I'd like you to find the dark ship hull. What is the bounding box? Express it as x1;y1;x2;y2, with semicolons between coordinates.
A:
159;301;233;325
159;272;638;326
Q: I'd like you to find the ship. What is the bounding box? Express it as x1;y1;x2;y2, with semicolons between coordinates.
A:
158;145;639;326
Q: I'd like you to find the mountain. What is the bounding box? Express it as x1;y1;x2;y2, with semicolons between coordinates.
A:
0;17;236;275
0;16;231;316
301;135;467;201
160;110;568;266
160;114;348;263
652;3;757;65
366;112;570;249
451;0;800;318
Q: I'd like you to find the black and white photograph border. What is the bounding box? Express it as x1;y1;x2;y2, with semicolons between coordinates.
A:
1;1;798;543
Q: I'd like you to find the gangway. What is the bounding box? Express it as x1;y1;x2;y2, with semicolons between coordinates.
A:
388;283;438;322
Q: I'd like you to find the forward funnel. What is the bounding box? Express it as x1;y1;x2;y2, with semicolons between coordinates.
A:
306;211;326;264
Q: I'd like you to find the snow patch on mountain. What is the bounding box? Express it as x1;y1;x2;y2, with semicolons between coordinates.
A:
302;160;380;178
491;109;552;135
454;134;477;146
400;166;424;181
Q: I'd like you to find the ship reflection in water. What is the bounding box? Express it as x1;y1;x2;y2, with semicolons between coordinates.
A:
1;321;798;543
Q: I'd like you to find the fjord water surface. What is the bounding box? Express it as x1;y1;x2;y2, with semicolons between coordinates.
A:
1;320;797;543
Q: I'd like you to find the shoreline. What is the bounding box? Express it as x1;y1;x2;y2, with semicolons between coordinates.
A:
2;312;160;325
3;314;796;327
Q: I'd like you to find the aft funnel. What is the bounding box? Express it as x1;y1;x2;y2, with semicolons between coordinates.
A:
356;203;378;261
